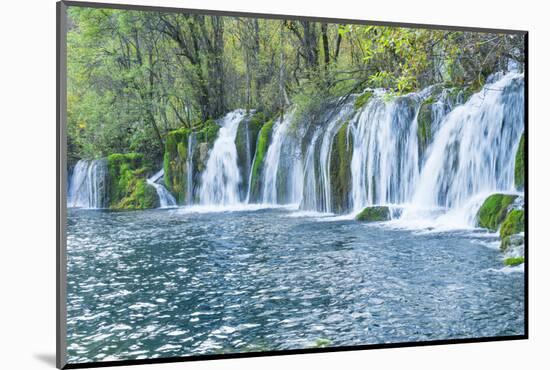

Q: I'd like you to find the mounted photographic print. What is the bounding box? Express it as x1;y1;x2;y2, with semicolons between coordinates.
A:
56;1;527;368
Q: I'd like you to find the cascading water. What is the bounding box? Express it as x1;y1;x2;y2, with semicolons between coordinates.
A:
261;112;303;205
349;91;423;211
146;169;177;208
317;103;354;212
174;72;523;227
301;129;322;210
67;159;108;209
403;72;524;226
200;109;246;205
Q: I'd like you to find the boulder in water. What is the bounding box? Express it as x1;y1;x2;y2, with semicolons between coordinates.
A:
107;153;159;209
476;193;518;231
355;206;390;222
501;233;524;253
500;209;525;239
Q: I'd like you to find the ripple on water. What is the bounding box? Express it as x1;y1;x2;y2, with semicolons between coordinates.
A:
66;208;524;363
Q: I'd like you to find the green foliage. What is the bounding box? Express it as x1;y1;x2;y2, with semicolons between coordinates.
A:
196;120;221;147
330;121;353;212
504;256;524;267
476;194;518;231
292;83;327;129
355;206;391;222
500;210;525;239
106;153;158;209
515;133;525;190
67;7;524;169
248;119;275;201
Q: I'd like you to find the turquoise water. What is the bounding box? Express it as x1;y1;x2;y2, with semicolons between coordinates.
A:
66;207;524;363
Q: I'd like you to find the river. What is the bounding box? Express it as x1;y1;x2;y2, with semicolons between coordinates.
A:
66;206;524;363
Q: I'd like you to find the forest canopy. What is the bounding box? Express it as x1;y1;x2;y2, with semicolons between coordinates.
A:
66;6;524;166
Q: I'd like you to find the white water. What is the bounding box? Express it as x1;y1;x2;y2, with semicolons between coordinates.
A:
399;72;524;228
146;169;177;208
318;103;354;212
261;111;303;204
67;159;109;209
68;73;524;229
350;91;423;211
301;128;322;210
200;110;246;205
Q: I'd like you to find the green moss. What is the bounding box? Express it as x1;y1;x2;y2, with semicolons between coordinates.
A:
356;206;390;222
417;96;434;160
311;338;332;348
476;193;518;231
463;76;485;102
248;119;275;202
514;132;525;190
235;112;267;194
163;121;221;204
163;128;191;204
500;234;524;252
329;121;353;212
354;90;374;110
196;119;220;147
504;256;524;267
106;153;158;209
500;209;525;239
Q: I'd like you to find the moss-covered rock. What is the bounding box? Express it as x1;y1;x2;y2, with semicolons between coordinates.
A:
514;132;525;190
163;128;191;204
236;112;266;197
356;206;391;222
163;121;221;204
476;193;518;231
107;153;159;209
195;119;220;147
354;90;374;110
329;121;353;213
500;209;525;239
504;256;524;267
417;96;435;161
501;234;524;253
248;119;275;202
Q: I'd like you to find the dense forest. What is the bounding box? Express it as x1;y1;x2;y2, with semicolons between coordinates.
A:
67;7;524;167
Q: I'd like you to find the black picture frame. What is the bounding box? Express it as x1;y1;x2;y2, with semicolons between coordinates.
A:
56;1;529;368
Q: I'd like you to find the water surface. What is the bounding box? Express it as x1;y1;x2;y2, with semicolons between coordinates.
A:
66;207;524;363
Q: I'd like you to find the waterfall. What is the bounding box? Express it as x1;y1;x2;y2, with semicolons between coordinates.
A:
67;159;108;209
317;103;354;212
199;109;246;205
71;73;522;224
186;133;196;204
261;112;303;205
405;72;524;224
301;129;322;210
146;169;177;208
350;92;423;211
